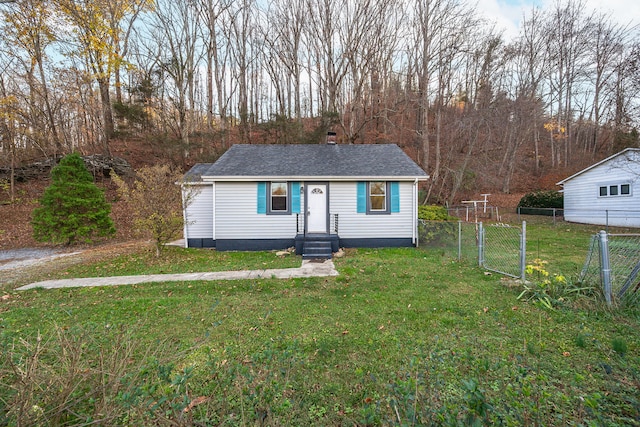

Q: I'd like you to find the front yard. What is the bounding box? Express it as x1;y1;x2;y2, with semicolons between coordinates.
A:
1;226;638;425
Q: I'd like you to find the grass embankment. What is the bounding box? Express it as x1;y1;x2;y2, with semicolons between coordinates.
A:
1;225;639;426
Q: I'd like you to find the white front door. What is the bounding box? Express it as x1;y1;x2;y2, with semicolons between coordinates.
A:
307;184;328;233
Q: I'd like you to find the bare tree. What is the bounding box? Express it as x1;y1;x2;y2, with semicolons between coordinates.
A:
585;14;632;154
512;7;551;173
2;0;61;154
410;0;481;200
197;0;232;136
337;0;401;144
228;0;255;143
305;0;348;115
103;0;151;106
148;0;202;148
260;0;306;122
544;0;592;167
0;68;19;202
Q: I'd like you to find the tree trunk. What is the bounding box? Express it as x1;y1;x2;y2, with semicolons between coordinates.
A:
35;37;61;152
98;76;113;155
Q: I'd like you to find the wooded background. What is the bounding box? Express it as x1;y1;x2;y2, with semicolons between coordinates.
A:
0;0;638;204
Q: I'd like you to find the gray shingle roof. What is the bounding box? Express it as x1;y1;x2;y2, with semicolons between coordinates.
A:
185;144;428;181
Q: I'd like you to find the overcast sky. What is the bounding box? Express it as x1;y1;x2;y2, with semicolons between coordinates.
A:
476;0;640;39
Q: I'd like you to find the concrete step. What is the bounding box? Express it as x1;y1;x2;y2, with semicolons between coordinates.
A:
302;240;332;259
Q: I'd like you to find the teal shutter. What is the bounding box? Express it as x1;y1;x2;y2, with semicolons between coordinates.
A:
357;182;366;213
291;182;300;213
390;182;400;213
257;182;267;214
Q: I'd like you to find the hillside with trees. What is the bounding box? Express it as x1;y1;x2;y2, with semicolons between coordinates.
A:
0;0;639;206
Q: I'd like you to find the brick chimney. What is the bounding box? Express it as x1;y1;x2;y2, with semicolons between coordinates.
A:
326;131;337;145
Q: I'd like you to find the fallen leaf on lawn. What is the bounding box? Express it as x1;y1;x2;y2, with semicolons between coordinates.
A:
183;396;209;413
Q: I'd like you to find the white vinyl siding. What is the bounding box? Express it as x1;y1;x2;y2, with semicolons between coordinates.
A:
562;152;640;227
215;182;298;239
184;180;418;241
330;181;414;238
184;184;213;238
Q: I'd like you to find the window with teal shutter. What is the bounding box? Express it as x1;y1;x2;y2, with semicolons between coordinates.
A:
358;181;397;214
257;182;266;214
357;182;366;213
390;182;400;213
291;182;301;213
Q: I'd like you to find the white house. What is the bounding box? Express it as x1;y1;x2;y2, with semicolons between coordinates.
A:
181;143;429;258
556;148;640;227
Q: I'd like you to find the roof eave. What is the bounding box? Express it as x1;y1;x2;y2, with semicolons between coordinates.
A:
556;148;640;186
198;175;429;182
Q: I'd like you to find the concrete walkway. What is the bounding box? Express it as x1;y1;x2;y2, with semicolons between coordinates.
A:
15;259;339;291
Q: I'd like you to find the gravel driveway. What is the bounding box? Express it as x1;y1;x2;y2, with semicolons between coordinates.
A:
0;248;80;271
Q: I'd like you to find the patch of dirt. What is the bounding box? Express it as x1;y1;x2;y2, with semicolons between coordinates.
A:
485;193;524;208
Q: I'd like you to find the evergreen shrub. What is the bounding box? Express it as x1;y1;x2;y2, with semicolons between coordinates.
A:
517;190;563;216
517;190;563;208
31;153;115;245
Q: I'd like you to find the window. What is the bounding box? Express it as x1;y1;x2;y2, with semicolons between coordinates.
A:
357;181;400;214
257;182;300;215
599;183;631;197
271;182;288;212
369;181;387;212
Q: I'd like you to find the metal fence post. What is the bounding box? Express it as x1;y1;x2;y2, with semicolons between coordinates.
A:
478;222;484;268
598;230;612;306
520;221;527;281
458;221;462;261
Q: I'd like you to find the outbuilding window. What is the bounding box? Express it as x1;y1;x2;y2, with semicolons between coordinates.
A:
599;183;631;197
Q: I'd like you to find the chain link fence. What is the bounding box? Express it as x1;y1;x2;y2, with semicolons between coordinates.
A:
448;205;640;230
417;220;478;262
419;219;640;306
418;220;526;279
479;223;526;278
580;232;640;305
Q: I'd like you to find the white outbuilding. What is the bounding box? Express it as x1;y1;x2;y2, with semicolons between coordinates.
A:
556;148;640;227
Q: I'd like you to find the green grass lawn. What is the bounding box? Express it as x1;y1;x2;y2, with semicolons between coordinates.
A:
1;226;639;426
